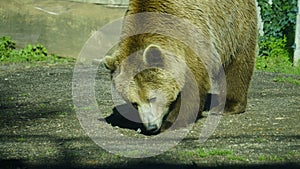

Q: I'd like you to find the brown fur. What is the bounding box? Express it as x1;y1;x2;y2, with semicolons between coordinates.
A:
104;0;258;132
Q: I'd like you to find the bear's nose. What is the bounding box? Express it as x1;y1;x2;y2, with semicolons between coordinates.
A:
146;124;159;133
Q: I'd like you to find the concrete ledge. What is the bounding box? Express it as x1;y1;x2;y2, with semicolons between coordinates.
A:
69;0;128;7
0;1;125;57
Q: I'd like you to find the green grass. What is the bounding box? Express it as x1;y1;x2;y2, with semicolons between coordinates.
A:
256;60;300;85
39;103;47;109
288;150;298;156
197;148;233;158
256;36;300;85
178;148;246;162
258;155;284;162
256;55;300;77
179;150;299;162
257;150;300;162
0;36;74;64
273;77;300;85
2;35;300;86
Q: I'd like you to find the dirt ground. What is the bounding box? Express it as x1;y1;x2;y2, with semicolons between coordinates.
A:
0;63;299;169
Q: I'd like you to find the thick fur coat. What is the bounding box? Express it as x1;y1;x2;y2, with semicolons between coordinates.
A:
104;0;258;133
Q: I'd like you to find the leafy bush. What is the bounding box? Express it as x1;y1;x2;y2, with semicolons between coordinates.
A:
0;36;74;63
256;36;300;86
257;0;298;58
256;36;292;72
0;36;16;50
0;36;16;59
258;0;297;38
256;0;300;81
256;36;300;85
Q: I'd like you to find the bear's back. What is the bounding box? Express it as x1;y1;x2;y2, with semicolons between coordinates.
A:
125;0;258;64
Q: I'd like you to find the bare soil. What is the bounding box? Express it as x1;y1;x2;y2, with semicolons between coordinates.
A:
0;63;299;169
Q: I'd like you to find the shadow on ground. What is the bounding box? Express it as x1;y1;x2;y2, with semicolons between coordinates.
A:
0;159;299;169
103;94;218;135
0;66;299;169
103;104;144;132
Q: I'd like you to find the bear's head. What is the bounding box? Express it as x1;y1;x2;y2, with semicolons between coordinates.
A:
104;44;186;134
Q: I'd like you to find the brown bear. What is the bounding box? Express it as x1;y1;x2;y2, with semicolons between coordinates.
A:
104;0;258;134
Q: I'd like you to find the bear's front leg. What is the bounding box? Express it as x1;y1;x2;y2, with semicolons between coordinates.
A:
224;49;256;114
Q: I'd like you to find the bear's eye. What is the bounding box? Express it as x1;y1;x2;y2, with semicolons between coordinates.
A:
148;97;157;103
132;102;138;110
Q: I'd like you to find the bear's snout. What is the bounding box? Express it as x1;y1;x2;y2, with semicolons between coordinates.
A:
145;124;160;134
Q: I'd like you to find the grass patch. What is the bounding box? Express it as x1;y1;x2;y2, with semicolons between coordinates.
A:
197;148;233;158
256;36;300;85
227;154;247;162
257;151;300;162
258;155;284;162
273;77;300;85
0;36;74;64
178;148;246;161
288;150;300;156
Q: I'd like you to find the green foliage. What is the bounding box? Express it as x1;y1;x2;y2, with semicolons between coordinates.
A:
258;0;297;39
197;148;233;158
257;0;297;56
256;36;300;85
256;36;292;72
0;36;74;63
178;148;246;161
0;36;16;50
256;36;300;86
273;77;300;85
258;155;284;161
256;1;300;82
256;36;300;74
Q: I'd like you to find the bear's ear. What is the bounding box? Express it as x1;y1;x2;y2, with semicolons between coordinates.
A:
143;44;164;67
103;55;116;71
102;45;120;71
